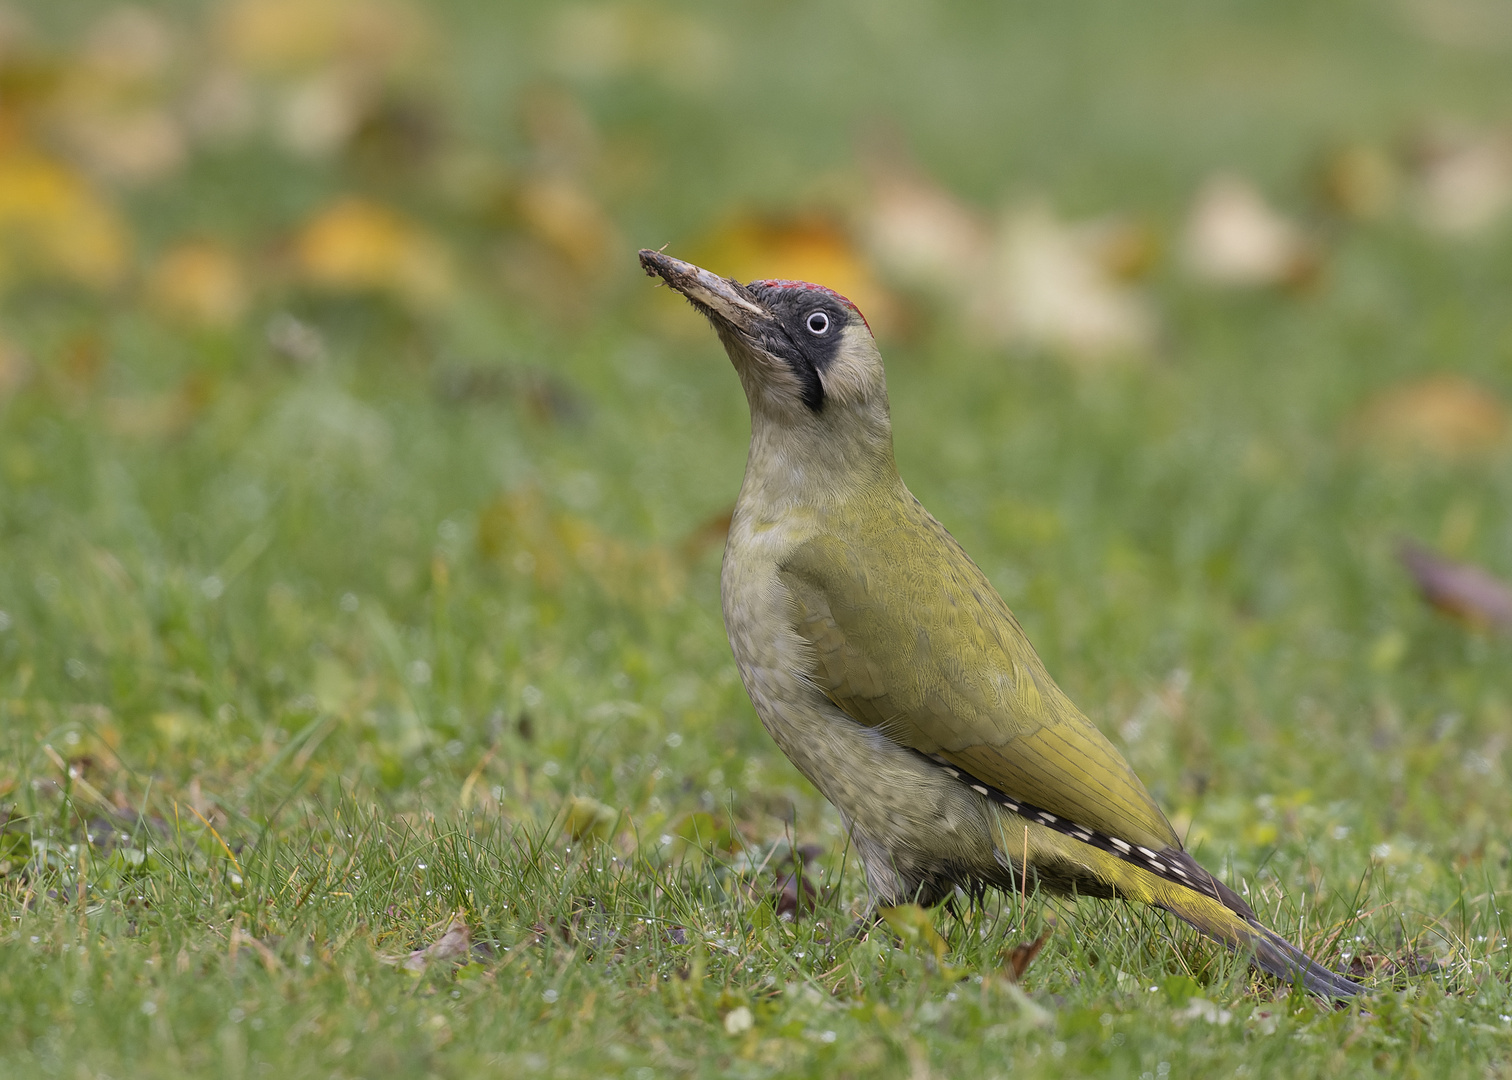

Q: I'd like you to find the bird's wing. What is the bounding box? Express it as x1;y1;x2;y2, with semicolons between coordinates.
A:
778;497;1179;852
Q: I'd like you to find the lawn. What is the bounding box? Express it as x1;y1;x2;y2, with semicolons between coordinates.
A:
4;1;1512;1076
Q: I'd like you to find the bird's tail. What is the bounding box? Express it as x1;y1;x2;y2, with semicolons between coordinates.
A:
1151;857;1363;1000
1022;823;1364;999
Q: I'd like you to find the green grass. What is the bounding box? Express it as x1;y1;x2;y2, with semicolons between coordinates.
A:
5;0;1512;1076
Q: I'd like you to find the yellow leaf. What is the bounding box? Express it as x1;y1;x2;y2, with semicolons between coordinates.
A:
691;213;892;333
292;195;454;308
147;241;250;328
0;149;129;289
517;178;617;273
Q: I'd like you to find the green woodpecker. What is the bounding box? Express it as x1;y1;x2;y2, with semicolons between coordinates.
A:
638;249;1360;999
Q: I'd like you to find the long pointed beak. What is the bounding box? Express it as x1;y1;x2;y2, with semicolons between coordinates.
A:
638;249;770;333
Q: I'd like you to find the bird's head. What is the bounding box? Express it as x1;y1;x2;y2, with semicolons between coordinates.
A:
639;249;894;479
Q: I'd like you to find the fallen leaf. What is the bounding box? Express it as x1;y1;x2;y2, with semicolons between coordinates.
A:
545;2;725;90
669;810;735;855
147;240;250;328
1317;143;1399;221
400;914;471;973
515;177;618;273
1349;374;1508;461
1406;124;1512;238
291;195;455;308
80;6;175;81
1399;0;1512;51
723;1005;754;1035
0;335;30;399
51;8;185;183
1346;949;1441;979
973;201;1157;362
0;147;130;289
773;871;817;921
217;0;430;78
275;69;372;158
104;373;216;440
266;312;328;366
1174;997;1232;1025
183;69;259;145
562;795;619;843
1399;541;1512;631
769;846;821;921
878;903;955;974
860;155;991;295
345;94;440;174
692;212;893;333
1181;172;1318;288
1002;923;1052;982
477;485;683;607
680;506;733;563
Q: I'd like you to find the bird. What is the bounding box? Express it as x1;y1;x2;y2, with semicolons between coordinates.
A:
637;248;1362;999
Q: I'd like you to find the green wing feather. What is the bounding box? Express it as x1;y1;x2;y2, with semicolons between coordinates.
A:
779;490;1179;853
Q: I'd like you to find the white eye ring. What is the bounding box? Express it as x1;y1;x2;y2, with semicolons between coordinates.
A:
806;311;829;335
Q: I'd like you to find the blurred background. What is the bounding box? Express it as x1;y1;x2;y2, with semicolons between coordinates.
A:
3;0;1512;873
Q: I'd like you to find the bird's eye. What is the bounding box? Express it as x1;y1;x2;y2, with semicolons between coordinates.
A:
805;311;830;335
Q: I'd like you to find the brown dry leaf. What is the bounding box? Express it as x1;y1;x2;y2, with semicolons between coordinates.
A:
1349;375;1508;461
1346;949;1442;980
1406;125;1512;238
692;212;894;333
1181;173;1318;288
147;241;250;328
292;195;455;308
773;869;817;921
973;201;1157;363
400;914;471;973
1399;541;1512;631
769;843;821;921
1002;923;1052;982
0;148;130;289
